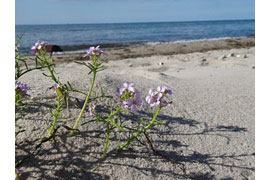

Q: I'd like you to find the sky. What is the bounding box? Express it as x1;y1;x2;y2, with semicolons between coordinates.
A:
15;0;255;25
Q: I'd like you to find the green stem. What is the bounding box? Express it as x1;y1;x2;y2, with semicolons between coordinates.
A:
41;51;58;83
118;106;161;151
103;122;111;157
69;70;97;136
48;94;61;136
102;107;121;157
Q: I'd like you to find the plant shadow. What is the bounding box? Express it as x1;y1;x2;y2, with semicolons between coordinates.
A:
16;99;253;179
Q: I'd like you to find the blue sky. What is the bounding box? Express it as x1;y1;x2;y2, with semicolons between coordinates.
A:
15;0;255;25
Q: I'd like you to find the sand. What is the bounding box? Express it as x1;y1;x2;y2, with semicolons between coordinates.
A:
16;38;255;179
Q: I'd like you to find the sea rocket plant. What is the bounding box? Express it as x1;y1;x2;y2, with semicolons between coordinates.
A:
117;85;172;151
16;38;175;166
70;45;105;136
31;40;47;55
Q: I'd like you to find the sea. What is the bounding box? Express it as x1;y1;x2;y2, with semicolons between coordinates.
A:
15;19;255;54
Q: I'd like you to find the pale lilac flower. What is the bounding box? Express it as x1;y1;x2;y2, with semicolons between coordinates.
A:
157;85;172;95
146;91;162;107
15;82;30;97
116;83;142;112
117;100;129;109
127;91;143;113
52;84;61;95
53;83;60;89
145;88;155;104
146;85;172;107
88;101;97;116
120;83;135;94
31;40;47;55
84;45;104;57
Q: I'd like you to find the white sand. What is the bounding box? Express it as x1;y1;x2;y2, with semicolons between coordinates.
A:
16;46;255;179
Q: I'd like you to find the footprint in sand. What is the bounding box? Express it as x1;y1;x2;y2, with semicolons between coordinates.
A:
129;62;151;68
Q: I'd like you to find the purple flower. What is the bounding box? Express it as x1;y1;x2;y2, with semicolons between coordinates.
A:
157;85;172;95
31;40;47;55
15;82;30;98
53;83;60;89
116;83;142;112
146;86;172;107
117;100;129;109
84;45;104;57
15;168;24;175
120;83;135;94
52;84;61;95
88;101;97;116
127;91;143;113
146;90;162;107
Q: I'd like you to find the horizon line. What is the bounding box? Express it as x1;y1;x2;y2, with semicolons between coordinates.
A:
15;18;255;26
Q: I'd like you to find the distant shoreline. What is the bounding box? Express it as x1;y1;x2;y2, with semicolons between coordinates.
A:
55;36;255;55
35;37;255;65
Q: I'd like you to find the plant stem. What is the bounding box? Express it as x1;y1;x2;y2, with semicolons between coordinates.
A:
103;122;111;157
102;107;121;157
41;52;58;83
48;94;61;136
118;106;161;151
69;70;97;136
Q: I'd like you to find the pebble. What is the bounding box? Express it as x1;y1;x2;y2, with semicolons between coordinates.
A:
128;64;133;67
158;62;164;65
252;66;255;69
201;59;209;66
236;55;241;58
227;53;234;57
244;54;248;58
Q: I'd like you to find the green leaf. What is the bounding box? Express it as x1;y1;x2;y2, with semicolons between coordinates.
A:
42;73;51;77
67;81;73;90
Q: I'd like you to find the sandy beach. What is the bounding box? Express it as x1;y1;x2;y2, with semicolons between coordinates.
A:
16;38;255;179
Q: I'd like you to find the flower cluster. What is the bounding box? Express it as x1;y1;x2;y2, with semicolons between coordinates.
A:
88;101;97;116
146;85;172;107
84;45;104;57
15;81;30;98
31;40;47;55
116;83;143;113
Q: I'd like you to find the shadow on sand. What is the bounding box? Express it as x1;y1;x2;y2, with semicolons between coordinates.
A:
16;102;254;180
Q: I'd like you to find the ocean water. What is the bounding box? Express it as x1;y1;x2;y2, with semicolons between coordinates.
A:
15;19;255;54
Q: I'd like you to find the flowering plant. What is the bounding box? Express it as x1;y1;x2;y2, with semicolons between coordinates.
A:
15;41;174;175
